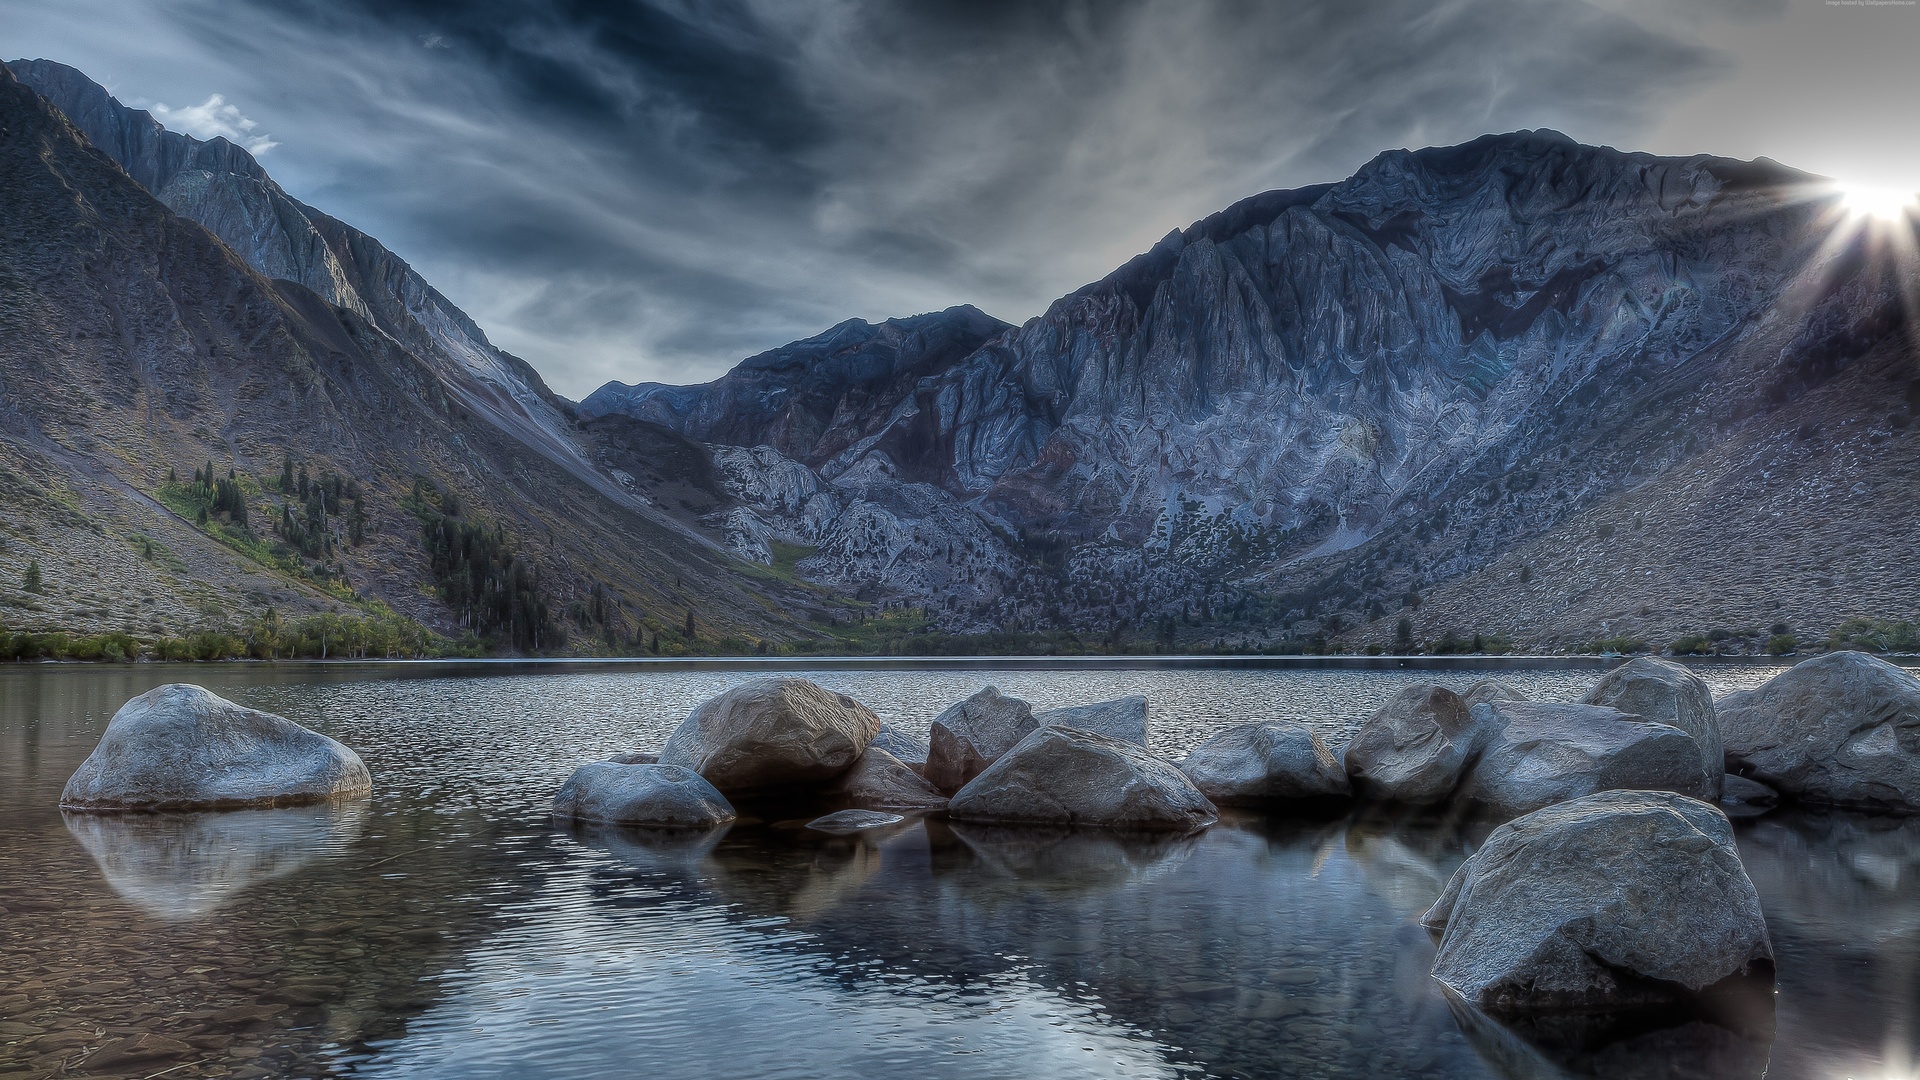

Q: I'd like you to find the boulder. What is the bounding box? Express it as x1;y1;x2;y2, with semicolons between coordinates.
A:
1178;721;1351;805
827;747;948;810
61;684;371;811
924;687;1038;793
948;726;1217;832
806;809;905;835
1717;651;1920;812
658;678;880;794
552;762;736;828
1457;701;1709;820
1583;656;1723;801
1423;789;1774;1013
868;723;929;768
1035;695;1148;745
1463;679;1529;708
1343;684;1483;805
607;751;658;765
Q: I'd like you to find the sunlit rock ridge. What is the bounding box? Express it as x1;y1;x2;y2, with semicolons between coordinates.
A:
588;130;1920;648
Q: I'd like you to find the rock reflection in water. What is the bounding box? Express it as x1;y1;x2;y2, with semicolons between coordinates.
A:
62;800;368;920
1445;989;1774;1080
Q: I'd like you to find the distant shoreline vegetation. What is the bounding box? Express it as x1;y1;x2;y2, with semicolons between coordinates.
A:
4;611;1919;664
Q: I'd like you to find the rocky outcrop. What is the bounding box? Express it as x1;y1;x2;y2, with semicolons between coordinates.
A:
1178;721;1350;805
1036;696;1148;745
659;679;881;794
925;687;1039;793
1423;789;1773;1013
948;727;1217;832
551;762;736;828
1457;702;1708;820
827;747;948;811
61;685;371;811
1343;684;1483;805
1720;774;1779;817
1717;651;1920;811
1583;657;1723;801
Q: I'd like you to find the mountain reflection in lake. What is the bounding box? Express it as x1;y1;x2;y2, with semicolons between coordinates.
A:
1;661;1915;1079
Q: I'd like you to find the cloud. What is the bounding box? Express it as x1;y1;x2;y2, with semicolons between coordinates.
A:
0;0;1827;399
150;92;279;154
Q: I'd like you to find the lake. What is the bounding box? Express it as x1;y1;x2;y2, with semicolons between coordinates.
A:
2;660;1915;1079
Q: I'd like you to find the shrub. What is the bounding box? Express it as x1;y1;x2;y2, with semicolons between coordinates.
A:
1766;633;1797;656
1669;633;1714;656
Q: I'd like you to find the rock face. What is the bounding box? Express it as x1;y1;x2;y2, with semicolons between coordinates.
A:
61;685;371;811
552;762;736;828
1035;696;1149;745
1583;657;1723;801
925;687;1039;793
827;747;948;811
658;679;881;794
948;727;1217;832
1178;721;1351;805
1458;702;1708;820
1423;789;1773;1013
1343;684;1482;805
1717;651;1920;811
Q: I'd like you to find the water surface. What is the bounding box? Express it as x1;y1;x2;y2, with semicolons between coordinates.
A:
1;661;1915;1079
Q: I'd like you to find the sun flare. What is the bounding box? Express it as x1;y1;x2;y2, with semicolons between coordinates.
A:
1836;181;1919;222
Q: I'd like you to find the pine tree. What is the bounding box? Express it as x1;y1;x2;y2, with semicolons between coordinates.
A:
684;609;697;640
281;453;295;492
23;559;42;593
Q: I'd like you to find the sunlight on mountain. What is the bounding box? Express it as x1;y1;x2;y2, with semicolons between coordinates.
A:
1836;180;1919;222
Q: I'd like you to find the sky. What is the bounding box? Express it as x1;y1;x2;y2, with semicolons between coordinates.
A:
4;0;1918;399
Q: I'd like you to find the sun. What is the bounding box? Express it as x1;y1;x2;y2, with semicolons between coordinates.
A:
1836;180;1919;222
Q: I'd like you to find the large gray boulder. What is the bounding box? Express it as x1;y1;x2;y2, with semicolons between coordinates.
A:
658;678;880;794
868;723;929;768
948;727;1217;832
827;747;948;811
1717;651;1920;812
1583;656;1723;801
1035;696;1148;745
61;684;371;811
1423;789;1774;1013
924;687;1038;793
552;762;736;828
1178;721;1351;805
1458;701;1709;820
1343;684;1483;805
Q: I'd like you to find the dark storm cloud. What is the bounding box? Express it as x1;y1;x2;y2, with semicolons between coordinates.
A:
3;0;1785;396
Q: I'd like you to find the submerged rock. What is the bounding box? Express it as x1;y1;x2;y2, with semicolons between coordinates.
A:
1178;721;1351;805
1717;651;1920;812
1344;684;1483;805
868;723;930;768
827;747;948;810
925;687;1039;793
1458;702;1708;820
1035;696;1149;745
1583;656;1723;801
1719;774;1779;818
552;762;736;828
60;684;371;811
659;678;880;794
948;726;1217;832
1423;789;1774;1013
806;809;905;835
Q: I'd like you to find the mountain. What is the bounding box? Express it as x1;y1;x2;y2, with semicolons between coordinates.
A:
586;131;1920;650
0;61;829;651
